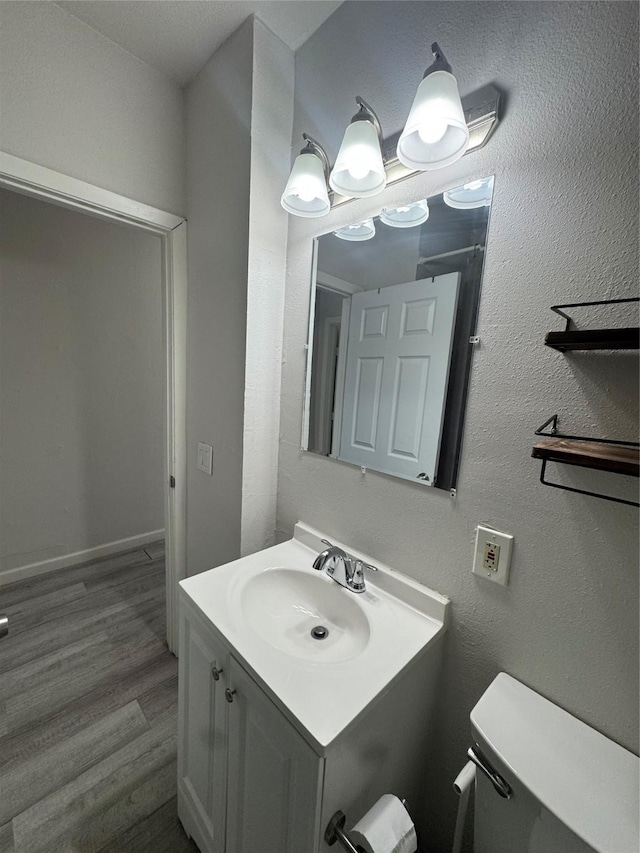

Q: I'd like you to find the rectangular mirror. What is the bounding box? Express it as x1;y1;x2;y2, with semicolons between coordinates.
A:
302;176;494;492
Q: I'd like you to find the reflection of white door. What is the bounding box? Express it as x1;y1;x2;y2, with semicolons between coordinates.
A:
339;273;460;484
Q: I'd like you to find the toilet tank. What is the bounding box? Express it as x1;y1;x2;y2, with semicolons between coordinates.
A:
470;673;639;853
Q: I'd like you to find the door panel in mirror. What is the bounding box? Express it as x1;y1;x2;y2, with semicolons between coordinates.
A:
339;274;459;484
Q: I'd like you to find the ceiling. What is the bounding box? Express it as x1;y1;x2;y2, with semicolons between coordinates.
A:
54;1;342;86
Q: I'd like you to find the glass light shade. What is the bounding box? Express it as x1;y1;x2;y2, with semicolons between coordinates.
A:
334;218;376;241
281;152;330;218
329;120;387;198
443;176;494;209
397;70;470;170
380;199;430;228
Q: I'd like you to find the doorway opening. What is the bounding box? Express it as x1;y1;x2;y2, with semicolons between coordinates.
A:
0;153;187;653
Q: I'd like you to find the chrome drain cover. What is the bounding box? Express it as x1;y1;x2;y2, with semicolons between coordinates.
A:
310;625;329;640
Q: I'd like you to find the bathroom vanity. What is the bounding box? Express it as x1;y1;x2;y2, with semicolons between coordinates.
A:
177;522;449;852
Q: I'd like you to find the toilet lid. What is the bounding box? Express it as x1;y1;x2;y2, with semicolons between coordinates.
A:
470;673;639;853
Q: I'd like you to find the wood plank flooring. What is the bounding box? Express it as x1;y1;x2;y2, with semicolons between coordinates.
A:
0;544;199;853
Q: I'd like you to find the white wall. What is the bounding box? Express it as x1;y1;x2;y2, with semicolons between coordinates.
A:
0;1;185;215
241;20;294;556
278;2;639;849
185;20;253;575
186;18;294;571
0;189;164;576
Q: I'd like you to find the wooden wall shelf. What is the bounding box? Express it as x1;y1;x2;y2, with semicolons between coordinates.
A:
532;416;639;507
545;327;640;351
532;437;639;477
546;297;639;352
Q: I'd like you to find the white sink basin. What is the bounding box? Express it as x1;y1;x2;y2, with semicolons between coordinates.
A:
180;522;449;749
240;567;370;662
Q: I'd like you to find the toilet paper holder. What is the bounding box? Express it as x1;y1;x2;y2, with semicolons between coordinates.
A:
324;810;363;853
325;800;409;853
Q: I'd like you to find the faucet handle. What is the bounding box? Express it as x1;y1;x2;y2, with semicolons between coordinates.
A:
349;558;379;592
320;538;333;548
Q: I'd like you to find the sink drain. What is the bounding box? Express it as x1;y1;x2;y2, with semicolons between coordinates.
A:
310;625;329;640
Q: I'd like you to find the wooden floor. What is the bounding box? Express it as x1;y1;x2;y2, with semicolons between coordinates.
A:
0;543;199;853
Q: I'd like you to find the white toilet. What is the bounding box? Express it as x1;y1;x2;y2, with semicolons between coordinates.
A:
468;673;639;853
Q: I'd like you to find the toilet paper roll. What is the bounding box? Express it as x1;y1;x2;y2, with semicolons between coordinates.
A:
350;794;417;853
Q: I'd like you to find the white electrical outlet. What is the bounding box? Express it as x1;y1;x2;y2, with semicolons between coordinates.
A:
197;442;213;475
473;524;513;586
483;541;501;571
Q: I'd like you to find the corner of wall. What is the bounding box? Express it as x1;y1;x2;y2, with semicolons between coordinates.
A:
185;19;254;576
241;19;295;556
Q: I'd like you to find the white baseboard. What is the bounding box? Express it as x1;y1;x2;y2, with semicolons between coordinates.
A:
0;529;165;587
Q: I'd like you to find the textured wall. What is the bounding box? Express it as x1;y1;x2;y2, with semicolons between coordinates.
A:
0;189;164;574
278;3;639;850
241;20;295;557
185;20;253;576
0;1;185;215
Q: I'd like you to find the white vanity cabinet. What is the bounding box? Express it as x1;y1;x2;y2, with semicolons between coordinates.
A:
177;597;323;853
177;599;229;853
224;657;323;852
177;523;449;853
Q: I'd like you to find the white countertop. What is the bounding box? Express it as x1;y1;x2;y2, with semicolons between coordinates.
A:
180;522;449;751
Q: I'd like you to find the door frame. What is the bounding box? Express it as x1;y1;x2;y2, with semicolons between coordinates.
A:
315;315;341;455
0;152;187;654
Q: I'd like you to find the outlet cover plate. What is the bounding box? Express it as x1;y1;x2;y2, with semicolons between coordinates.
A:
473;524;513;586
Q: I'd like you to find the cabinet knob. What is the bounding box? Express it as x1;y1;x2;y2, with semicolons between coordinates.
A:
211;666;223;681
225;687;237;704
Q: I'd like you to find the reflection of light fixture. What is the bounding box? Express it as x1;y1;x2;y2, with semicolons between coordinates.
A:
334;218;376;241
397;42;469;171
443;176;494;209
280;134;330;218
329;98;387;198
380;199;430;228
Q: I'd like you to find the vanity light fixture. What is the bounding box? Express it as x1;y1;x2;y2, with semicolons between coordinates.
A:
397;42;470;171
281;51;500;218
333;218;376;241
443;176;494;209
380;199;430;228
280;134;331;218
329;97;387;198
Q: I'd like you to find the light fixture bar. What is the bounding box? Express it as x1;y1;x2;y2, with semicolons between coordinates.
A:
330;83;500;209
354;96;383;144
302;132;330;179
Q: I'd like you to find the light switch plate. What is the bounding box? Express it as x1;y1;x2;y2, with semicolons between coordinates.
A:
197;442;213;475
473;524;513;586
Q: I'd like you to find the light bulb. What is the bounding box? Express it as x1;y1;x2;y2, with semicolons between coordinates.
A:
418;117;448;144
348;162;370;180
346;145;374;181
464;180;484;190
295;181;316;203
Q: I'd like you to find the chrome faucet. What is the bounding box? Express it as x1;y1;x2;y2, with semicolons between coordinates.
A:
313;539;377;593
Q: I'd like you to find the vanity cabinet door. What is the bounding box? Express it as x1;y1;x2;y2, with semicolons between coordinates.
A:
225;657;324;853
177;609;229;853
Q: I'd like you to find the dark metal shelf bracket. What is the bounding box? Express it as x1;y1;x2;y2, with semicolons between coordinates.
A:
535;414;639;448
550;297;639;332
538;458;639;508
